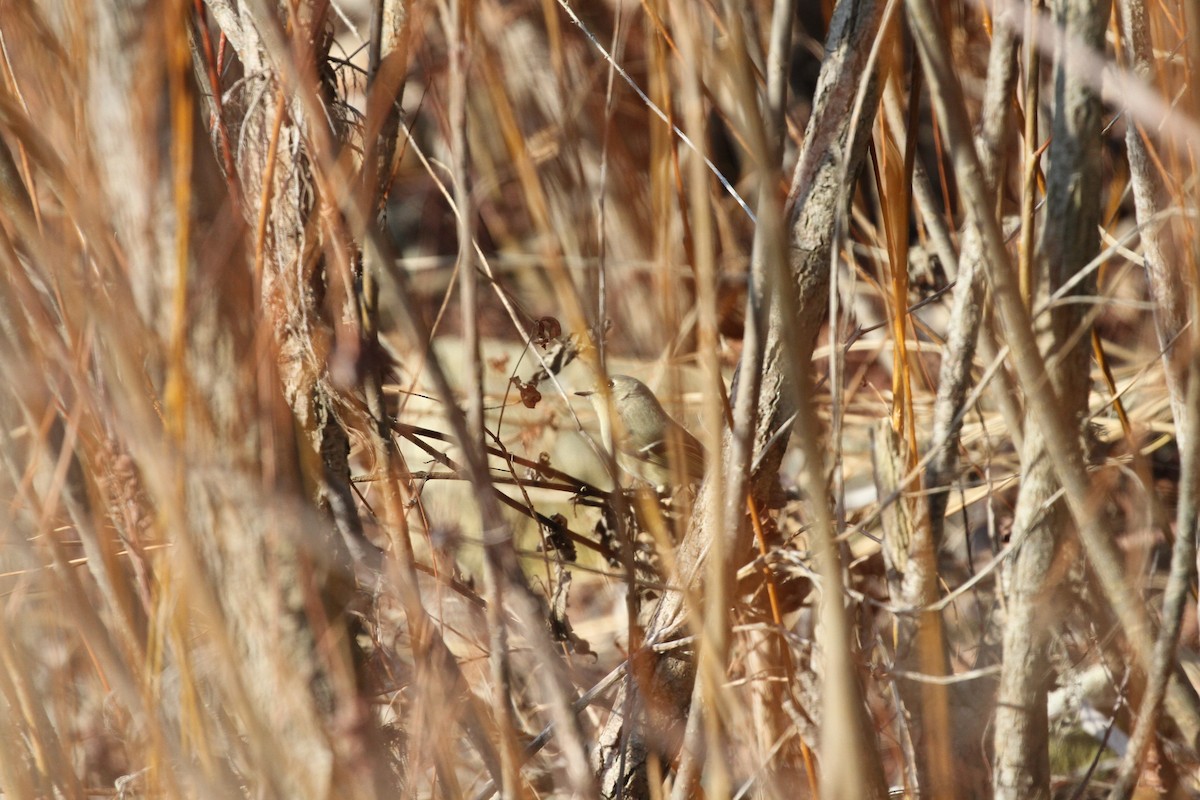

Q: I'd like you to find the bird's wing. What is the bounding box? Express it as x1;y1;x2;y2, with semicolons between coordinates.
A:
633;426;706;482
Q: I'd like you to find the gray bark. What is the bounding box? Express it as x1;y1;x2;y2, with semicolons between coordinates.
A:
924;9;1018;558
992;0;1111;796
896;13;1019;798
905;0;1200;772
1116;0;1191;442
1104;8;1200;787
593;0;888;794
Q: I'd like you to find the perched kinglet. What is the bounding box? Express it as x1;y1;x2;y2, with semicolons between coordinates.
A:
575;375;706;486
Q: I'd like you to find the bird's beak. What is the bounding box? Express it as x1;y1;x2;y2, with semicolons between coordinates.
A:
574;389;594;397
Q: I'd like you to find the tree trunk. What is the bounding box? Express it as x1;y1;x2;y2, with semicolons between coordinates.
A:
992;0;1111;795
593;0;888;794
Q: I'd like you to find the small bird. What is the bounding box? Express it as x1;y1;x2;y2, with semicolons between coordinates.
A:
575;375;706;486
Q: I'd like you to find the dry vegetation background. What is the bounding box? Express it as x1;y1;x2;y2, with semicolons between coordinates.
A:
1;0;1200;797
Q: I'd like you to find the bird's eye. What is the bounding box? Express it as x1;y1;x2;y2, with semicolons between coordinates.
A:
606;379;615;389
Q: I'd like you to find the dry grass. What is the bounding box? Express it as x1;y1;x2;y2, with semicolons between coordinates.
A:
0;0;1198;797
